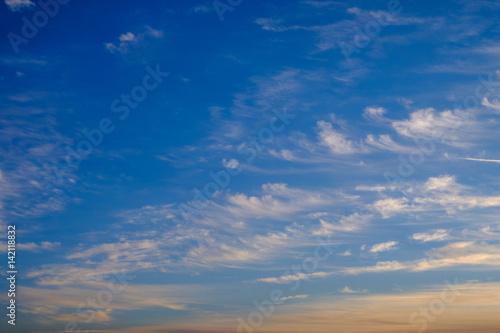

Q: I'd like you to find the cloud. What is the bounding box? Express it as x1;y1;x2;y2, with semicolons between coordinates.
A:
185;242;263;267
372;197;414;218
345;242;500;274
277;294;308;301
412;230;449;242
302;1;343;8
365;134;410;153
103;282;500;333
423;175;463;192
462;157;500;163
36;183;340;275
370;176;500;217
4;0;34;12
222;158;239;169
255;6;427;56
314;213;372;235
415;193;500;212
369;241;399;253
356;184;394;192
391;108;472;146
248;282;499;333
254;18;298;33
18;241;61;252
66;240;160;260
363;106;387;120
19;282;206;324
0;106;72;219
257;272;328;284
317;120;358;154
481;97;500;111
343;260;407;274
105;27;163;54
339;286;367;293
42;181;354;275
224;183;330;220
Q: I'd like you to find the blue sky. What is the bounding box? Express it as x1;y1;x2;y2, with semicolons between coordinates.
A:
1;0;500;332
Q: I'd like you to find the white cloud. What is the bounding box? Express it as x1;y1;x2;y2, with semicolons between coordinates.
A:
5;0;34;12
356;184;394;192
415;193;500;212
255;7;426;56
302;1;341;8
257;272;328;284
345;242;500;274
0;107;72;218
372;197;413;218
225;183;330;220
277;294;308;301
121;32;136;42
365;134;409;153
66;240;160;260
391;108;472;146
338;250;352;256
463;157;500;163
363;106;387;120
481;97;500;111
314;213;372;236
18;241;61;252
269;149;297;161
238;281;500;333
369;241;399;253
411;242;500;271
222;158;239;169
343;261;406;274
411;229;449;242
317;120;357;154
371;176;500;216
254;18;294;32
19;282;206;324
423;175;463;192
339;286;367;293
105;27;163;54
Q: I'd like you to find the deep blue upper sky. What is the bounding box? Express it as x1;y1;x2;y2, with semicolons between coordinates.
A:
1;1;500;332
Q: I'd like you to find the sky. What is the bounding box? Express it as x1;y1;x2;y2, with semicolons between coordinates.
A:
1;0;500;332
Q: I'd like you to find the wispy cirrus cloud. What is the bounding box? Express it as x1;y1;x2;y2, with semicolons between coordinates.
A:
462;157;500;163
257;271;328;284
345;241;500;274
369;241;399;253
4;0;34;12
412;229;449;242
18;241;61;252
391;108;474;147
316;120;359;154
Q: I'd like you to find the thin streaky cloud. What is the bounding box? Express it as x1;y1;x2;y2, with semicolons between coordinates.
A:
462;157;500;163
